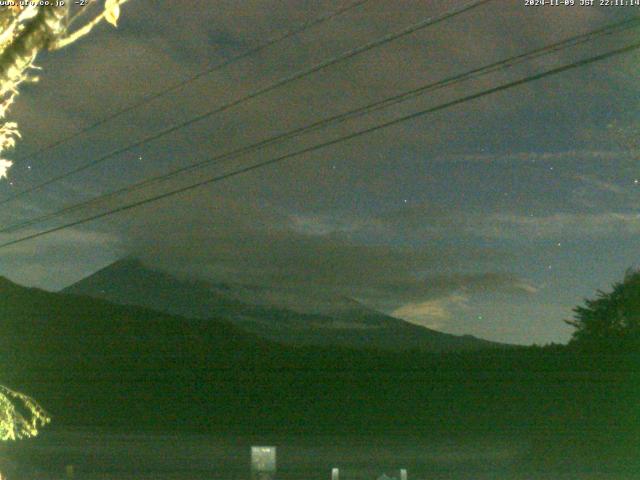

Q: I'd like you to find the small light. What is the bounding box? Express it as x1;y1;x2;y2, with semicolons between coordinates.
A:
251;446;276;480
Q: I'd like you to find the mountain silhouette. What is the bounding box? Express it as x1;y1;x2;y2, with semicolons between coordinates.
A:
62;258;506;352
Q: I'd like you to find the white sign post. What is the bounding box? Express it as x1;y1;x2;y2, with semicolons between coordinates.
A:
251;446;277;480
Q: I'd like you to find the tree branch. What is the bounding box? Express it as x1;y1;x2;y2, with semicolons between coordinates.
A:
51;0;130;50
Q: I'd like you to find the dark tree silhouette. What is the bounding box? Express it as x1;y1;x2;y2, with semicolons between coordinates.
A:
567;268;640;350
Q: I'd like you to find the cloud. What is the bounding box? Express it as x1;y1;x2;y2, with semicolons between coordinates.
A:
99;192;535;311
571;173;638;210
288;213;367;236
475;212;640;240
0;226;120;290
436;150;631;165
573;174;627;195
391;294;469;329
328;158;640;246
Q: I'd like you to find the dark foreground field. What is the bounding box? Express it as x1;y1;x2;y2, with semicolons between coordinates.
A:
1;279;639;478
1;429;637;480
6;346;639;479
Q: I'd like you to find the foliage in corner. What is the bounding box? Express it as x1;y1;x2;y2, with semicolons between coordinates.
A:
0;1;129;178
0;0;130;440
0;385;50;440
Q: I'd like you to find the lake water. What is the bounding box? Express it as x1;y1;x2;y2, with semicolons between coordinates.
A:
0;429;633;480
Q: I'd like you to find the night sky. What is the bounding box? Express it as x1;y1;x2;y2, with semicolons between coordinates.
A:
0;0;638;345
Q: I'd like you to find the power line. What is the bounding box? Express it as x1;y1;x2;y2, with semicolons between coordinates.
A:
1;38;638;250
11;0;373;164
3;16;638;234
0;0;493;206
